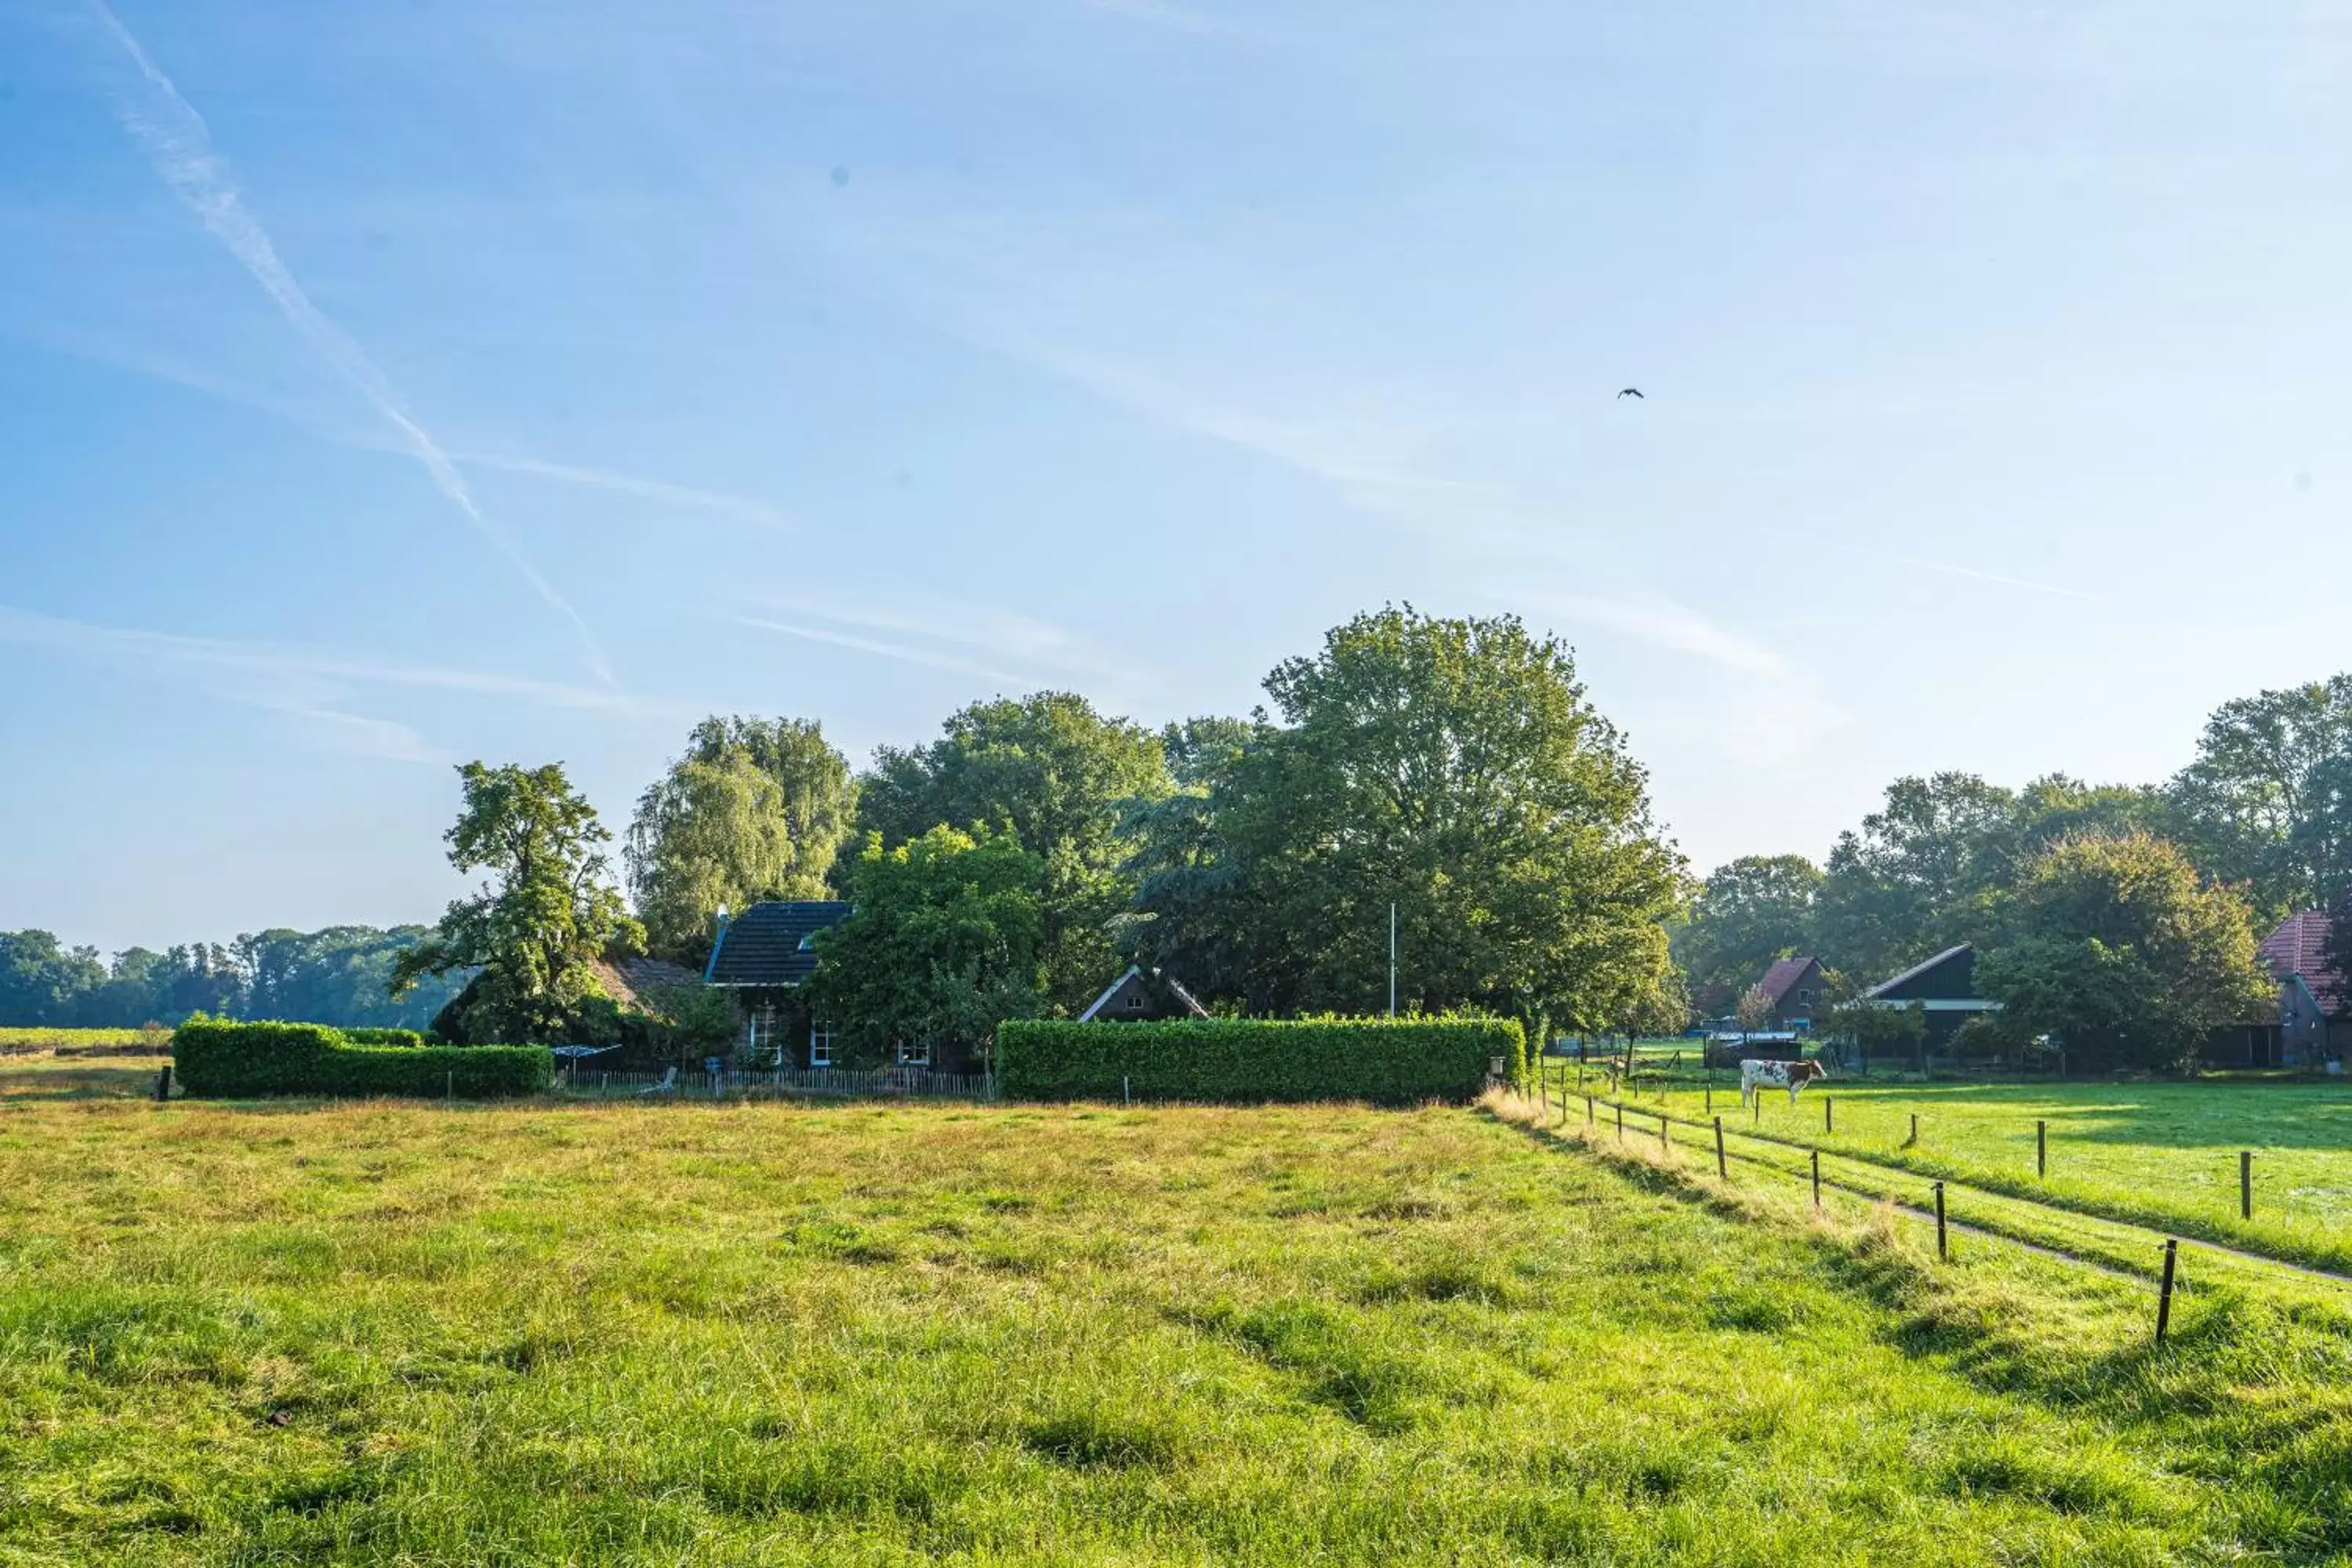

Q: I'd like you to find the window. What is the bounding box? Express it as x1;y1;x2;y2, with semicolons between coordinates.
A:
1124;992;1146;1011
897;1039;931;1067
808;1022;833;1069
1797;989;1813;1005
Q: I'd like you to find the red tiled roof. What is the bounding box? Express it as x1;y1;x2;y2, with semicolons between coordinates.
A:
2260;910;2343;1011
1755;956;1818;1004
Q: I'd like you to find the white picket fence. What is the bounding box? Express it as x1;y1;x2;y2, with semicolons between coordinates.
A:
561;1065;996;1101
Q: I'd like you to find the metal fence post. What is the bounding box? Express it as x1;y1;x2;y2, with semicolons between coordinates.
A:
2156;1239;2180;1346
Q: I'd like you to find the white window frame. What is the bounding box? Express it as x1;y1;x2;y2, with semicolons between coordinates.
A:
808;1022;834;1069
897;1039;931;1068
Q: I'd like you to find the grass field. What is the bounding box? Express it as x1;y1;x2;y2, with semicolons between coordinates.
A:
1566;1067;2352;1276
5;1089;2352;1563
0;1026;165;1053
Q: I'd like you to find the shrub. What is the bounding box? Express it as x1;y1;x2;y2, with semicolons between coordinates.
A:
172;1018;553;1099
996;1015;1524;1104
340;1027;427;1048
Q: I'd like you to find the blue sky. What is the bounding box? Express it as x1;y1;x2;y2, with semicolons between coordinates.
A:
4;1;2350;952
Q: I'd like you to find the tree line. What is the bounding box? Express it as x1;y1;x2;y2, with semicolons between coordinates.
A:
0;926;469;1032
391;608;1686;1062
1674;675;2352;1069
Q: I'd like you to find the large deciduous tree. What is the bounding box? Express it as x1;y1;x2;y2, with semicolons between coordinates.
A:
1671;855;1823;1018
1813;773;2020;988
626;717;857;960
856;692;1169;1011
393;762;642;1044
1125;607;1685;1041
1975;832;2273;1071
2165;676;2352;921
804;825;1044;1066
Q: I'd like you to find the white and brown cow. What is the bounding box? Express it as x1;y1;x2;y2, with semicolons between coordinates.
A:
1738;1058;1827;1107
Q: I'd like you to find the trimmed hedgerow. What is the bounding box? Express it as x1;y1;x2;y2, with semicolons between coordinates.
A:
341;1027;427;1048
172;1018;553;1099
996;1015;1525;1105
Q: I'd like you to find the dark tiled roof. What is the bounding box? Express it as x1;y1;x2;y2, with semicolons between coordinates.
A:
705;901;852;987
1077;964;1212;1021
1864;944;1976;1002
2261;910;2343;1011
1755;956;1819;1004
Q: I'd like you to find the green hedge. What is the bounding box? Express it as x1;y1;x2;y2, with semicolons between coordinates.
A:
341;1027;427;1048
172;1018;553;1099
996;1015;1526;1104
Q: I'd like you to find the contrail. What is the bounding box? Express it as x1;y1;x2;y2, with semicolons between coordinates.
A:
1889;555;2103;603
84;0;614;685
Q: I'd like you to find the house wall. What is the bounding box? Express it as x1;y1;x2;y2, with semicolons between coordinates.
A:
2281;979;2329;1068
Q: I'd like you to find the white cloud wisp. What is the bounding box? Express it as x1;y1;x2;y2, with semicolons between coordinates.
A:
84;0;614;684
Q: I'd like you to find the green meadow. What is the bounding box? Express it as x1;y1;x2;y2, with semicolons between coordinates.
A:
1577;1069;2352;1275
3;1087;2352;1563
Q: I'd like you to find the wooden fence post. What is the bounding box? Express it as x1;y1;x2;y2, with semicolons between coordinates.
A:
1933;1181;1947;1261
154;1064;172;1102
1810;1149;1820;1210
1824;1094;1833;1133
2037;1119;2047;1178
1909;1112;1918;1146
1586;1094;1594;1126
2240;1152;2252;1221
2156;1238;2179;1346
1616;1101;1624;1142
1659;1114;1670;1153
1714;1116;1727;1179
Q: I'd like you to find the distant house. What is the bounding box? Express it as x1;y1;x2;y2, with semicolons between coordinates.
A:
1751;956;1828;1032
2257;910;2350;1069
703;901;854;1066
1077;965;1210;1023
1860;944;1998;1044
588;953;702;1012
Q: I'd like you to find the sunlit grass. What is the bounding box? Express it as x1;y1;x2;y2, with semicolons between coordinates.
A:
1566;1066;2352;1272
2;1089;2350;1563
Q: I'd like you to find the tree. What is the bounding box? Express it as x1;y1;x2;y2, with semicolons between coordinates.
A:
2325;885;2352;1014
0;931;107;1025
804;825;1044;1066
1125;607;1686;1040
857;693;1169;1011
1976;832;2274;1071
1734;983;1775;1036
1824;997;1926;1074
626;717;856;960
1813;773;2020;988
1620;960;1693;1039
2165;676;2352;920
393;762;643;1044
235;926;465;1029
1671;855;1822;1017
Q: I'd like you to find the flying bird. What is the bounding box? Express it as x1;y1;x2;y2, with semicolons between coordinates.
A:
1617;387;1644;399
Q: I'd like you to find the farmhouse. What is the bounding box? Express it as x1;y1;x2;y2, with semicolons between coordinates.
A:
1860;944;1998;1044
702;900;854;1066
2257;909;2351;1069
1077;964;1210;1022
1750;955;1828;1031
